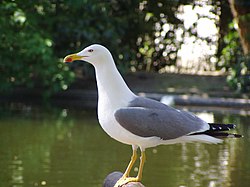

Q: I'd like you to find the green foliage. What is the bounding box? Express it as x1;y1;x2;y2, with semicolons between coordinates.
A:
51;0;189;72
220;23;250;92
1;0;249;94
0;0;191;96
0;1;74;96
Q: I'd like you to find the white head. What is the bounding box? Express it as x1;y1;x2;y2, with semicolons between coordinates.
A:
64;44;135;102
63;44;113;66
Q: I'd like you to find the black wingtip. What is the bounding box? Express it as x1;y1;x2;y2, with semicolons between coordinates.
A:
190;123;243;138
206;132;243;138
208;123;237;131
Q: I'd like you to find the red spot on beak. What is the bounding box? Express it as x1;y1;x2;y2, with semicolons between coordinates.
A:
65;57;72;62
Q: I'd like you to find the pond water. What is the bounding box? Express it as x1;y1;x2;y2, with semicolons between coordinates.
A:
0;104;249;187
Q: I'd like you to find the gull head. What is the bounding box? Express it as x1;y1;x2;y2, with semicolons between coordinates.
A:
63;44;112;65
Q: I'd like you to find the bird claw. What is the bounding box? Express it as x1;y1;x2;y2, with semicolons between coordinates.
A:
114;176;140;187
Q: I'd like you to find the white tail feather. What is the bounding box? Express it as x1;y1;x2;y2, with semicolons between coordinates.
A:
185;135;223;144
162;134;223;145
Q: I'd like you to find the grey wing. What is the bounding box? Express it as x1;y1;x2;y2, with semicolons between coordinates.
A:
114;106;209;140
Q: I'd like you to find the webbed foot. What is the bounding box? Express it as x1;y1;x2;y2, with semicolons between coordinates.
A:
114;176;140;187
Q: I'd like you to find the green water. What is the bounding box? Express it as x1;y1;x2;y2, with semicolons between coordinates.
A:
0;105;249;187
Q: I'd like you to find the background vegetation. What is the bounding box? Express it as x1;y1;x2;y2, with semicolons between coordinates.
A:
0;0;249;95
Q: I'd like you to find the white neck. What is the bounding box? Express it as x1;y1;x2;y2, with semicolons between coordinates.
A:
93;58;135;111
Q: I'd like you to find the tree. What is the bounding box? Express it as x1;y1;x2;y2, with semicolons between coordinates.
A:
229;0;250;55
0;0;191;96
1;0;249;94
223;0;250;92
0;1;74;96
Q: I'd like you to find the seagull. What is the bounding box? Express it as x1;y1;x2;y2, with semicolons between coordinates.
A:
63;44;241;186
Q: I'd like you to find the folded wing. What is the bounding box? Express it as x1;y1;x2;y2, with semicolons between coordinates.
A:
114;97;209;140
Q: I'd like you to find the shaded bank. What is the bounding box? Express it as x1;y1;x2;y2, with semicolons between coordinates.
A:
1;73;250;111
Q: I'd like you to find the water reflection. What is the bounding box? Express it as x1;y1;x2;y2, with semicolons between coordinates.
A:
0;105;249;187
10;156;24;187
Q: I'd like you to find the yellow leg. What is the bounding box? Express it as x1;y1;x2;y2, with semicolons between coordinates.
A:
123;149;137;177
136;151;146;181
115;150;146;187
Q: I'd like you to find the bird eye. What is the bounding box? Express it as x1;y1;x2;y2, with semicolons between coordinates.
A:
88;49;94;53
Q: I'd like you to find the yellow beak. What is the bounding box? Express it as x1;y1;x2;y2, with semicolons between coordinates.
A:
63;53;83;63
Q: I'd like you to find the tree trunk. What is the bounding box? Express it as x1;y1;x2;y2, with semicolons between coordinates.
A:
217;1;233;59
229;0;250;54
